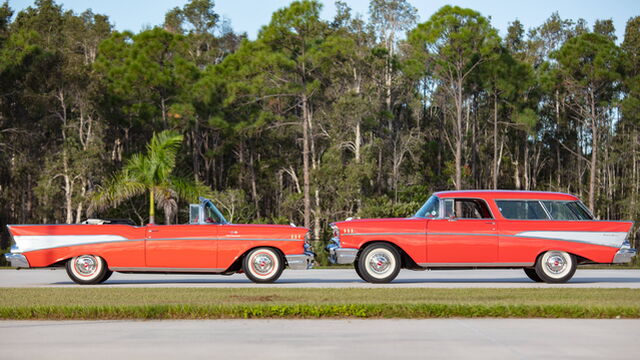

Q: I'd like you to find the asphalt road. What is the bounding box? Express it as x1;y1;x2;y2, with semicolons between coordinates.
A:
1;319;638;359
1;268;639;287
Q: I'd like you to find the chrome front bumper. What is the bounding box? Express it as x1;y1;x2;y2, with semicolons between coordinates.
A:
4;253;30;268
286;243;315;270
326;237;358;264
613;247;637;264
285;254;314;270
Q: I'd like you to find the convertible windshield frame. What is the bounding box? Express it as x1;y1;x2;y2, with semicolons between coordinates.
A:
198;196;229;224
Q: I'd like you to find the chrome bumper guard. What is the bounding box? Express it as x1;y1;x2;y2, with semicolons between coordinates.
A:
286;254;315;270
4;253;30;268
613;247;637;264
285;254;313;270
286;242;315;270
326;237;358;264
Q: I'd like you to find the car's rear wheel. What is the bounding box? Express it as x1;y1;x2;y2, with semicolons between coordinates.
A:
354;260;365;281
523;268;543;282
243;247;284;283
66;255;112;285
534;250;577;283
357;243;401;283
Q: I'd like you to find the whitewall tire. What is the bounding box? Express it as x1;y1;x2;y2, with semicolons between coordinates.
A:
534;250;577;283
243;247;284;283
357;243;401;283
65;255;112;285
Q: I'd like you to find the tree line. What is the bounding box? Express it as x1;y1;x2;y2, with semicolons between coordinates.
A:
1;0;639;252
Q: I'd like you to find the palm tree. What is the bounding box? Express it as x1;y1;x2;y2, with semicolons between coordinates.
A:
92;130;212;224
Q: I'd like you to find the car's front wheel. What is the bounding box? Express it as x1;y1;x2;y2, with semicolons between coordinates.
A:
243;247;284;283
66;255;112;285
534;250;577;283
356;243;401;283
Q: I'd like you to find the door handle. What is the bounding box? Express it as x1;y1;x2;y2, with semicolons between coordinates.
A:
484;221;495;225
148;229;159;233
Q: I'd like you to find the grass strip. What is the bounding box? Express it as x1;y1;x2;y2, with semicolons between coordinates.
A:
0;303;638;320
2;288;640;307
1;288;640;319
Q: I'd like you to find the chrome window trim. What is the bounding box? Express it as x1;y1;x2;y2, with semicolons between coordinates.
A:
539;200;552;219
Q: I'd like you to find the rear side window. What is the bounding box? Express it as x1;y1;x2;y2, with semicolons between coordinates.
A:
541;201;593;220
496;200;549;220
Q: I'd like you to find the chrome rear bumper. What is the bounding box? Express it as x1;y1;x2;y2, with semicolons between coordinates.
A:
4;253;30;268
613;247;637;264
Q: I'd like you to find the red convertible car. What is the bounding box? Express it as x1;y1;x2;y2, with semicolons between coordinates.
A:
327;190;636;283
5;197;314;284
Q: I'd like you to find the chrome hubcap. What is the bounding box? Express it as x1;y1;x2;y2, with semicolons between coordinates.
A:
74;255;97;276
252;254;274;275
368;253;391;274
545;254;567;274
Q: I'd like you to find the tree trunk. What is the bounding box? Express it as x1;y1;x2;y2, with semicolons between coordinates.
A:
301;94;311;229
314;189;321;241
493;92;499;189
454;79;463;190
249;149;260;218
588;91;598;213
524;140;530;190
355;121;361;163
149;189;155;224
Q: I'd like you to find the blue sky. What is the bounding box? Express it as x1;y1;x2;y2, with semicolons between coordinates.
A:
7;0;640;42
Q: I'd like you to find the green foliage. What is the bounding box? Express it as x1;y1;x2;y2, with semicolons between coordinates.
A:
407;5;499;79
92;130;212;224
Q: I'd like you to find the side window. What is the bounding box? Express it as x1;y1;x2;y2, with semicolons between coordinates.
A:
541;201;593;220
452;199;493;219
189;204;200;224
496;200;549;220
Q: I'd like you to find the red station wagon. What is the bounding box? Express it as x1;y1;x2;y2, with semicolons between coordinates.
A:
327;190;636;283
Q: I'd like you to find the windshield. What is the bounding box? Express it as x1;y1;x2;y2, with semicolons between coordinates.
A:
203;198;228;224
415;195;440;218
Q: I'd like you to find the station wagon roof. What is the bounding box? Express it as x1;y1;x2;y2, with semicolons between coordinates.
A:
433;190;579;201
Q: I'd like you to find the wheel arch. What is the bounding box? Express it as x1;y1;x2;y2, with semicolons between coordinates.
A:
225;245;286;273
357;240;421;270
533;248;596;266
